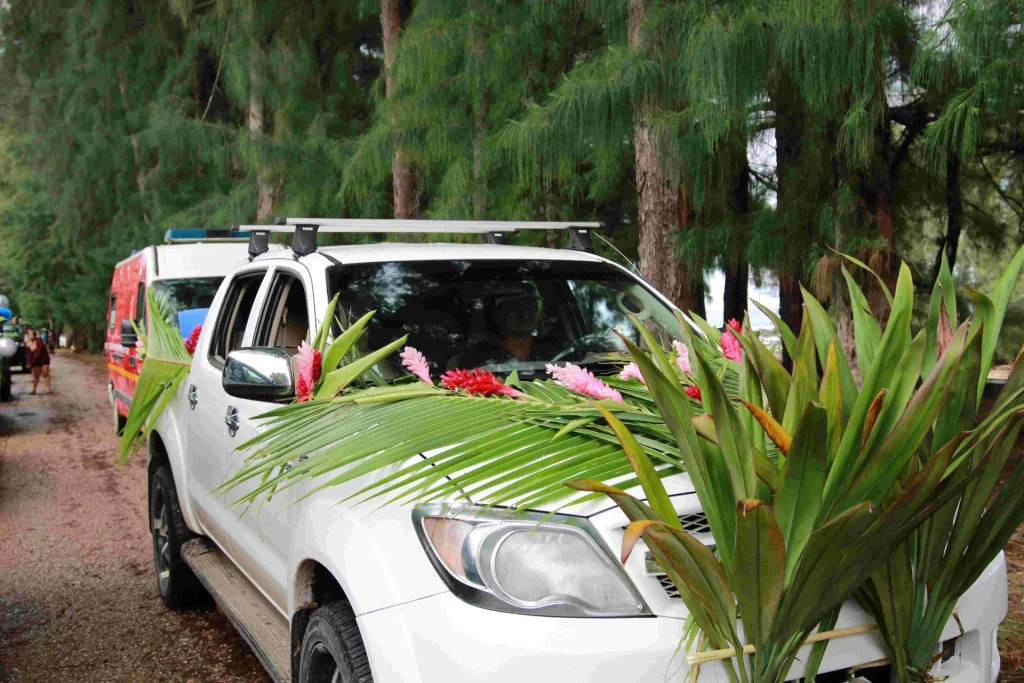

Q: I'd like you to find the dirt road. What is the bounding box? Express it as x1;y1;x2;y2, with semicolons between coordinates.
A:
0;353;267;682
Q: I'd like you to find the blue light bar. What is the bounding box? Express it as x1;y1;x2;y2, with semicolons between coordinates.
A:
164;229;252;244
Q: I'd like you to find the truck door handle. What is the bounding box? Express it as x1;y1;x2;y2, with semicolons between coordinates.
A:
128;357;137;370
225;406;239;437
187;385;198;410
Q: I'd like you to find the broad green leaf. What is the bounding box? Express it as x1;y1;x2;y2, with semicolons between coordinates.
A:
593;403;680;529
730;327;791;423
773;501;878;637
823;262;915;512
781;314;818;440
774;402;828;583
313;293;340;354
842;325;965;508
315;335;408;398
623;336;737;572
836;251;893;307
630;520;740;650
321;309;375;375
800;287;858;414
732;499;785;649
741;400;792;455
752;298;798;360
819;342;845;464
975;243;1024;404
840;265;882;377
691;344;757;500
923;253;957;379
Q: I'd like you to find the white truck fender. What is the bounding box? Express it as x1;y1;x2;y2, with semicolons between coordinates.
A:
148;380;202;535
287;496;448;618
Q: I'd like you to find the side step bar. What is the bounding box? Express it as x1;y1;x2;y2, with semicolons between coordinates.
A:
182;538;292;683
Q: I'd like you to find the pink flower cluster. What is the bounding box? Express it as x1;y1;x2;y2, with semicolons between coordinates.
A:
720;319;743;362
672;340;692;374
296;341;322;403
619;362;645;384
400;346;434;385
547;363;623;403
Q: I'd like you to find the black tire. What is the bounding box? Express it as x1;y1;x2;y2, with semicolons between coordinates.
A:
113;400;127;435
299;602;374;683
149;464;207;608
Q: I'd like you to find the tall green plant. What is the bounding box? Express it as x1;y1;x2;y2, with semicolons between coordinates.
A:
852;245;1024;683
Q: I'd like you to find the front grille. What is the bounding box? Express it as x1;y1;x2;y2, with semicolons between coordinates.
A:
655;574;681;599
679;512;711;534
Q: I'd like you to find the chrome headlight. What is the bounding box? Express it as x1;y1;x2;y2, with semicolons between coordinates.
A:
413;504;649;617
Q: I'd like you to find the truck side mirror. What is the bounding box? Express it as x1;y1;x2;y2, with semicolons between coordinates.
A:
223;347;295;402
120;319;138;347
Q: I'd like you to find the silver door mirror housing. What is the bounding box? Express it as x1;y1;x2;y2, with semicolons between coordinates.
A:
223;347;295;401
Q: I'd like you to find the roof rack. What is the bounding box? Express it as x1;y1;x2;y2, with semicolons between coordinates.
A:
234;218;604;259
164;228;254;244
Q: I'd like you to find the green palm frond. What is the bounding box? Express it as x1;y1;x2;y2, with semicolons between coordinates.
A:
118;289;193;463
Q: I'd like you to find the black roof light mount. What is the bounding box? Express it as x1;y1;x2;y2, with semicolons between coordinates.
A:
236;218;605;257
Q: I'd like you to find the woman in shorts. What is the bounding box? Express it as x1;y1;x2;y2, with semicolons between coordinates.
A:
25;330;51;394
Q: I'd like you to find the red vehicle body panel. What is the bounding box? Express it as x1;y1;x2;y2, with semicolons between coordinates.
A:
107;251;147;420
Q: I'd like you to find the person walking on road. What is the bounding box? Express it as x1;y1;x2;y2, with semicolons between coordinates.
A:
25;329;51;394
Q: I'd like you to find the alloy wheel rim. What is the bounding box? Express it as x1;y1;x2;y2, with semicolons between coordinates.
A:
309;642;342;683
152;483;171;593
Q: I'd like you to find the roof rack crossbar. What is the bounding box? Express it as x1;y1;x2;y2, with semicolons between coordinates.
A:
236;218;604;257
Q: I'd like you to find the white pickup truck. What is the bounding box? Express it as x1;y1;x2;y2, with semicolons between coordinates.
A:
147;219;1008;683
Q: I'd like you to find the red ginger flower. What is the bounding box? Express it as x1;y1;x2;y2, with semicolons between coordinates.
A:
685;385;702;401
720;318;743;362
185;324;202;355
295;341;323;403
441;368;524;397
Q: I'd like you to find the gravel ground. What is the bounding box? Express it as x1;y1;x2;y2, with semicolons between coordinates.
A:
0;352;268;682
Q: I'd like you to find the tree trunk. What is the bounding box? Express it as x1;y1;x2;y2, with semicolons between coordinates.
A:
117;77;150;225
934;150;963;279
381;0;416;219
250;55;277;222
723;152;750;324
773;96;806;349
629;0;703;313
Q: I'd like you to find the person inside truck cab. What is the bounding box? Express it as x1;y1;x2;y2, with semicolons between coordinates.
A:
458;284;544;367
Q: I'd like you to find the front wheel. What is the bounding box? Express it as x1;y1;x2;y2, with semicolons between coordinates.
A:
298;602;373;683
149;464;206;608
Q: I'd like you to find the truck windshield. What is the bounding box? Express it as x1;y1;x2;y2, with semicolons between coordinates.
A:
152;278;223;330
327;260;684;378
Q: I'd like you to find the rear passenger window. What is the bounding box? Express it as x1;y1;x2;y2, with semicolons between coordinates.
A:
209;272;265;366
108;294;118;331
135;283;146;328
254;272;309;358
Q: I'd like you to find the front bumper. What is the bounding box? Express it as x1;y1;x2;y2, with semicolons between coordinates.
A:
356;553;1007;683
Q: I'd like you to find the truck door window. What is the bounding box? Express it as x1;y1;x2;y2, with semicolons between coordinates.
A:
108;294;118;331
209;272;264;367
254;272;309;358
135;283;146;328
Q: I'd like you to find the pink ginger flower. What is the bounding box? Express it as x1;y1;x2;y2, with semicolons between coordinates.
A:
546;363;623;403
720;319;743;363
672;340;692;374
400;346;434;385
296;341;322;403
619;362;646;384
